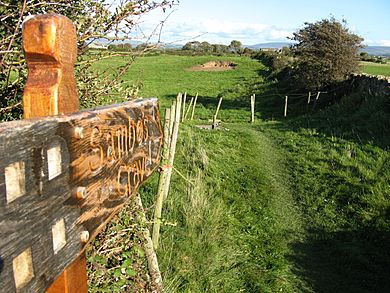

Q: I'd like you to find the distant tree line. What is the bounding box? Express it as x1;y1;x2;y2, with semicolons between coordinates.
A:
107;43;133;51
107;43;157;52
182;40;254;55
359;52;388;64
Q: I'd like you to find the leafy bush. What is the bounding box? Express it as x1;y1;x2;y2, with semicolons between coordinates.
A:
290;17;363;90
0;0;177;121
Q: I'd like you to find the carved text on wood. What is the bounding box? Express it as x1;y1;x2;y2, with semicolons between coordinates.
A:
0;99;162;293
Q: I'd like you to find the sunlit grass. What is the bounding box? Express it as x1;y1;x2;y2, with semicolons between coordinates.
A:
360;61;390;76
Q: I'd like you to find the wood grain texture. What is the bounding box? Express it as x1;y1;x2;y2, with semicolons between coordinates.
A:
22;14;79;118
46;254;88;293
22;13;82;293
0;99;163;293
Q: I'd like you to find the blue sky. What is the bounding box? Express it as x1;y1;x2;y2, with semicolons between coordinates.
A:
117;0;390;46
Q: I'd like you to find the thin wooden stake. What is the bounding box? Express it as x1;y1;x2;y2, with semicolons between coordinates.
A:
212;97;223;129
191;93;198;120
184;97;194;120
312;91;321;111
284;95;288;117
152;94;182;250
152;108;171;250
134;194;163;292
306;91;311;112
181;92;187;122
168;101;176;149
163;94;182;203
251;94;256;123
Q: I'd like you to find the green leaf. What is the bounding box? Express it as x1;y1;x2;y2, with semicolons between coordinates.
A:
125;268;137;277
113;268;122;278
122;258;133;268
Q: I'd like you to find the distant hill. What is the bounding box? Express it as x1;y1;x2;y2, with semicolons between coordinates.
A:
247;42;390;57
246;42;293;49
360;46;390;57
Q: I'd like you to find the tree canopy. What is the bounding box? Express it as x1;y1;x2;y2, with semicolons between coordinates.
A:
290;17;363;90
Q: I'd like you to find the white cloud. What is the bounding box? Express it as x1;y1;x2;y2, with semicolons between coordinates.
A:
150;18;294;45
363;39;390;46
379;40;390;46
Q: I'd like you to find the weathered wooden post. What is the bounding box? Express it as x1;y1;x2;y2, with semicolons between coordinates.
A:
190;93;198;121
284;95;288;117
23;13;85;293
0;14;163;293
312;91;321;111
212;97;223;129
250;94;255;123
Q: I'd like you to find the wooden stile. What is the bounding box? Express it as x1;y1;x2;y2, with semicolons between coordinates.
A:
0;14;163;293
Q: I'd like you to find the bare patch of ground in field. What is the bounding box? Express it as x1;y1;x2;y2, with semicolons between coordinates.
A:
188;60;237;71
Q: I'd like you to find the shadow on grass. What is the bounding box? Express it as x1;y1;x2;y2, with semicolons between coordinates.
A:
290;227;390;293
158;93;255;111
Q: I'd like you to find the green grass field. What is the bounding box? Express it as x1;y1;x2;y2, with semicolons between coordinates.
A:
88;54;390;292
360;61;390;76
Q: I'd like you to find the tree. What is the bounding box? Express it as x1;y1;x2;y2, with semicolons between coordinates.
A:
290;17;363;90
182;41;201;51
200;41;213;53
0;0;176;120
228;40;243;54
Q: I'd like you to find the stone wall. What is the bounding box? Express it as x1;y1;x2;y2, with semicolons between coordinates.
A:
350;74;390;96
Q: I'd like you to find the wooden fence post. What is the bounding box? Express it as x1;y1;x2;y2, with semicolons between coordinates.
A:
191;93;198;120
152;93;182;249
181;92;187;122
152;108;171;250
184;97;194;120
312;91;321;111
168;101;176;149
251;94;256;123
22;14;87;293
212;97;223;129
284;95;288;117
164;94;182;200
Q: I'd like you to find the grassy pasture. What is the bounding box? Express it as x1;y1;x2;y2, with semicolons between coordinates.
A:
360;60;390;76
88;54;390;293
93;54;266;121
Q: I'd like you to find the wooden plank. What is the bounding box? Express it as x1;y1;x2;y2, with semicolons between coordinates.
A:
0;99;163;293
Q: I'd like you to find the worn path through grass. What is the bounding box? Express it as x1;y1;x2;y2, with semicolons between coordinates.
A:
154;123;308;292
